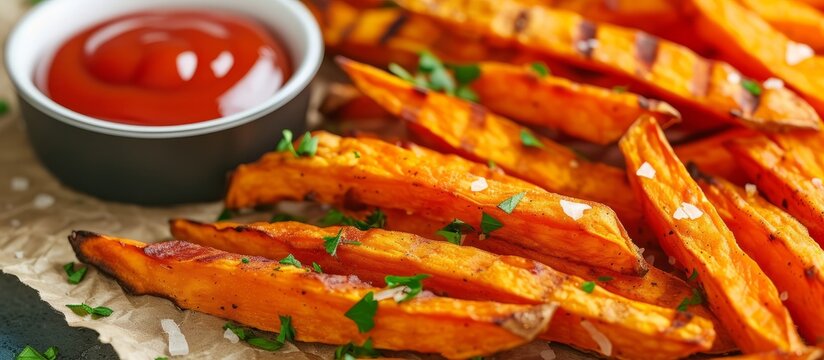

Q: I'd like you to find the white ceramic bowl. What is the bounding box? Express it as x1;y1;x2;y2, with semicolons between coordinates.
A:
5;0;323;204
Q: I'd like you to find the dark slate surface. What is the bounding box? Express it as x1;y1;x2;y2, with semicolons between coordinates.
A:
0;272;118;359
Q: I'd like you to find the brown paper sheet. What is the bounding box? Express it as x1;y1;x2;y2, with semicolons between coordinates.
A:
0;2;597;359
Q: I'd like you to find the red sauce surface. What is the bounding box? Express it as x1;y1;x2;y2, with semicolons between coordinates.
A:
39;10;292;126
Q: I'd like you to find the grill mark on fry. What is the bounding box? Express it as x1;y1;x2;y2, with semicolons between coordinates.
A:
634;32;659;73
338;13;362;45
513;9;530;34
379;14;409;45
575;20;598;58
734;85;761;117
690;60;712;98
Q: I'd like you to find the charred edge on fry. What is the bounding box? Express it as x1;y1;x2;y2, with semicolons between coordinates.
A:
575;20;598;58
634;32;659;72
379;14;409;45
513;9;530;34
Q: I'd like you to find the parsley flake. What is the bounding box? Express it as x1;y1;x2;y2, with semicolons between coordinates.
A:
688;269;698;282
530;62;550;77
247;337;284;351
66;303;113;318
436;219;475;245
741;79;763;97
241;257;250;264
384;274;430;302
319;208;386;230
345;292;378;333
312;262;323;273
676;288;704;312
0;100;8;116
324;229;344;256
597;276;614;282
455;85;479;102
487;159;497;169
581;281;596;293
224;322;289;352
216;208;233;221
270;213;301;222
335;338;380;360
452;64;481;84
480;212;503;235
388;63;415;82
612;85;629;93
63;262;88;284
353;151;361;159
15;345;58;360
497;192;527;214
276;315;296;343
279;254;302;268
276;129;296;155
520;129;544;148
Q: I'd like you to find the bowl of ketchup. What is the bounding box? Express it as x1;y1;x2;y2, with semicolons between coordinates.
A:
5;0;322;205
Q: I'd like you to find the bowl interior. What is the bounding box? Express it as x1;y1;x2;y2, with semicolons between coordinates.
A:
5;0;322;138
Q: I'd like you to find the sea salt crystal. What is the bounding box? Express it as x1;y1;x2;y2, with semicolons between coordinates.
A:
786;42;814;65
635;162;656;179
668;256;677;265
779;291;789;301
161;319;182;335
33;194;55;209
223;328;240;344
580;320;612;357
745;183;758;196
813;178;823;188
673;202;703;220
470;177;488;192
726;71;741;84
161;319;189;356
575;39;599;54
560;200;591;221
540;348;557;360
10;177;29;192
374;286;408;302
14;251;24;259
763;77;784;90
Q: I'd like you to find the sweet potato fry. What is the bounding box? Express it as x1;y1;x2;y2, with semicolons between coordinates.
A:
699;176;824;343
619;116;803;352
690;0;824;115
715;347;824;360
372;207;738;353
470;61;681;144
392;0;821;131
226;131;647;276
738;0;824;52
68;231;553;358
338;58;652;245
673;129;757;186
170;220;716;359
725;135;824;247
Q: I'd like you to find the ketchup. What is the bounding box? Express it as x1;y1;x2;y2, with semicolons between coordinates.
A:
39;10;292;126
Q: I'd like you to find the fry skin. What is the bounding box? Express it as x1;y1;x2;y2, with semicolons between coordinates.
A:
170;220;716;359
68;231;554;358
725;135;824;247
673;129;757;186
470;61;681;145
373;207;739;353
619;116;804;353
392;0;821;132
226;131;647;276
690;0;824;115
338;57;653;246
699;176;824;343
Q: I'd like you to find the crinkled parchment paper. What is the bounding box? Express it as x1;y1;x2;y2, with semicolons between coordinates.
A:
0;2;595;359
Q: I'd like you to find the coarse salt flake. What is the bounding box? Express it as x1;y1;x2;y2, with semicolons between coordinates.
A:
636;162;656;179
763;77;784;90
33;194;55;209
168;332;189;356
580;320;612;357
813;178;823;188
745;183;758;197
540;348;557;360
560;200;591;221
786;42;814;66
779;291;789;301
15;251;24;259
161;319;182;335
374;286;409;302
470;177;488;192
726;71;741;84
11;177;29;192
673;202;703;220
668;256;677;265
223;328;240;344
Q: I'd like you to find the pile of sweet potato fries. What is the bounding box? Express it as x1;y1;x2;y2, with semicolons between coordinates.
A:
70;0;824;359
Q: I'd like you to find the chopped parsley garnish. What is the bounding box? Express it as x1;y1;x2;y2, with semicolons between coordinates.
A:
216;208;233;221
520;129;544;148
384;274;430;302
276;130;317;157
688;269;699;282
155;358;168;360
390;52;481;102
247;337;283;351
497;192;527;214
63;262;88;284
276;315;296;343
270;213;301;222
455;85;479;102
312;262;323;273
16;345;58;360
480;212;503;235
388;63;415;82
345;292;378;333
353;151;361;159
335;338;380;360
319;208;386;230
279;254;302;268
324;229;344;256
487;159;497;169
436;219;475;245
676;288;704;312
530;62;550;77
224;322;252;340
612;85;628;93
66;303;113;318
0;100;9;116
741;79;762;97
452;64;481;84
241;257;250;264
597;276;614;282
581;281;596;293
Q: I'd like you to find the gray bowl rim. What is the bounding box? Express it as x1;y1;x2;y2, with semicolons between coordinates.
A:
4;0;323;139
